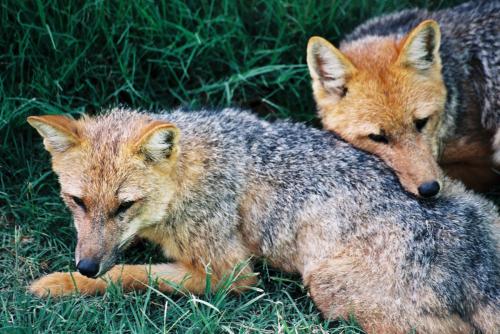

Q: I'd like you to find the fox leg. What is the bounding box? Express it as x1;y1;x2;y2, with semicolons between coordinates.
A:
303;257;405;334
303;257;474;334
30;261;256;297
470;301;500;334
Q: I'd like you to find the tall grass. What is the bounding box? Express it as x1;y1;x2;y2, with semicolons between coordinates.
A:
0;0;466;332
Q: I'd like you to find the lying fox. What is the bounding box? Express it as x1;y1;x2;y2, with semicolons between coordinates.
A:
28;108;499;333
307;0;499;197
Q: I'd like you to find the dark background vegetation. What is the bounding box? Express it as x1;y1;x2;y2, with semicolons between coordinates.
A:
1;0;468;332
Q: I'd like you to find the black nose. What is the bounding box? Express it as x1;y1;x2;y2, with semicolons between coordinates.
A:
418;181;440;198
77;259;100;278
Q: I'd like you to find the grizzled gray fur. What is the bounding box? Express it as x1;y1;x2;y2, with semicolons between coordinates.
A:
29;108;499;333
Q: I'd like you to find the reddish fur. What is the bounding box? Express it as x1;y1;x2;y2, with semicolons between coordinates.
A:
30;262;257;297
308;22;448;196
27;114;256;298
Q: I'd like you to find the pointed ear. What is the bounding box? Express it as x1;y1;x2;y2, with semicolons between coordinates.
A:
307;36;356;96
133;121;179;163
397;20;441;71
27;115;80;153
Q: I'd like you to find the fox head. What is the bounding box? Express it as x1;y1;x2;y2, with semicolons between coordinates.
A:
28;112;180;277
307;20;446;198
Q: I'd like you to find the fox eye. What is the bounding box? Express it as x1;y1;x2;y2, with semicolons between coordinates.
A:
368;133;389;144
340;86;348;98
115;201;135;216
71;196;86;211
415;117;429;132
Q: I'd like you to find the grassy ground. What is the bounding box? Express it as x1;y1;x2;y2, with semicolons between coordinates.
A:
1;0;467;333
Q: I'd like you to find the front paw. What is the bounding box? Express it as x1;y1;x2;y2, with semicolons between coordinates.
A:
29;272;105;297
30;272;79;297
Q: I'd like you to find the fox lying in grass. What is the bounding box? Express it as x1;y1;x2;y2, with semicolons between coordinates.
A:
28;108;499;333
307;0;499;198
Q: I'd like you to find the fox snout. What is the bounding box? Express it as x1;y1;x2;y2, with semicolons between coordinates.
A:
75;231;119;278
417;180;440;198
392;161;442;199
76;258;100;278
75;247;118;278
387;140;442;198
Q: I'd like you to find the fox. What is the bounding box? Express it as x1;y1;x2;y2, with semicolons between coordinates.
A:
307;0;500;198
27;108;499;333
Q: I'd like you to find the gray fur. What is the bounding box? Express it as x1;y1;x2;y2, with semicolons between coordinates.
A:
108;107;500;332
32;107;499;332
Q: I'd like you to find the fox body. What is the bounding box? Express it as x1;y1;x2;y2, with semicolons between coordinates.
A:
307;0;500;197
28;109;499;333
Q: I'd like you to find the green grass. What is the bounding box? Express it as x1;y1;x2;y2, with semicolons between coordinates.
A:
1;0;467;332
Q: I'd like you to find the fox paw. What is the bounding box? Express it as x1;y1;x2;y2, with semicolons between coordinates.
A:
29;272;104;297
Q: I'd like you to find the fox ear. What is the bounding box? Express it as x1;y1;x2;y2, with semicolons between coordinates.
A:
307;36;356;97
397;20;441;71
133;121;179;162
27;115;80;153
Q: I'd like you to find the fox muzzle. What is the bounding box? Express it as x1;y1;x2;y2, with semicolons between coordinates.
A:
76;258;100;278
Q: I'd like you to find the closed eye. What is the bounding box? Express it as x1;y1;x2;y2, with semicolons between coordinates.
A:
71;196;86;211
114;201;135;217
415;117;429;132
368;133;389;144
